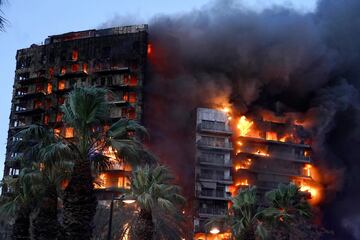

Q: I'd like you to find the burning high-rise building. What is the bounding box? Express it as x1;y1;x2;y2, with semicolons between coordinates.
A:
3;25;149;198
192;108;320;239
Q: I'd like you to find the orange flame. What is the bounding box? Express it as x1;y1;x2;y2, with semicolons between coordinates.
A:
237;116;254;136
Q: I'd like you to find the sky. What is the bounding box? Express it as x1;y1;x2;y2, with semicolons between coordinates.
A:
0;0;317;178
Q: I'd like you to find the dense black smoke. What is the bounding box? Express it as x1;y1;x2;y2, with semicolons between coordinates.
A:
102;0;360;238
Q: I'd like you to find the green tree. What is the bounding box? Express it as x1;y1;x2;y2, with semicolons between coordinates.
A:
262;183;312;240
129;165;186;240
12;124;74;240
208;186;267;240
60;87;153;239
0;167;40;240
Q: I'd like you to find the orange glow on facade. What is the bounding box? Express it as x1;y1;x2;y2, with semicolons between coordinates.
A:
304;164;312;177
194;232;232;240
235;179;249;187
58;80;66;90
235;158;252;170
47;83;52;94
54;128;61;136
71;64;79;72
72;50;78;61
147;44;152;55
65;127;74;138
266;131;277;141
82;63;88;73
60;67;66;75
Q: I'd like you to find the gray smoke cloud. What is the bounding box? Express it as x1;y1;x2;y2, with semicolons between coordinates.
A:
101;0;360;238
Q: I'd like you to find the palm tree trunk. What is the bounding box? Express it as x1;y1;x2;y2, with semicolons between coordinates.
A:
12;206;31;240
62;159;97;240
32;184;59;240
130;209;154;240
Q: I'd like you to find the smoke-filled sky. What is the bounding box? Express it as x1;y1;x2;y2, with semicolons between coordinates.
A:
2;0;360;239
104;0;360;239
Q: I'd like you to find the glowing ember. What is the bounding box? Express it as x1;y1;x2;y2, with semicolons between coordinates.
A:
237;116;253;136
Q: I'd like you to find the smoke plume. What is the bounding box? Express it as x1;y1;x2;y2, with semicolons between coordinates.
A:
102;0;360;238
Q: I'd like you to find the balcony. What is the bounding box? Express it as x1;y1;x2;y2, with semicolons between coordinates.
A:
197;190;231;200
197;140;233;151
107;100;130;107
14;106;44;115
17;76;48;85
94;66;130;75
198;157;231;167
198;207;227;216
197;173;233;184
197;123;232;135
15;91;46;100
235;165;310;178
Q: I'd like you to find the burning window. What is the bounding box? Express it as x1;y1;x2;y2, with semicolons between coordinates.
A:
129;75;138;86
65;127;74;138
49;67;54;77
72;50;78;61
44;115;50;125
147;44;152;55
47;83;52;94
54;128;61;136
60;67;66;75
71;64;79;72
82;63;88;73
304;164;312;177
58;80;66;90
237;116;254;136
266;132;277;141
34;100;42;109
129;92;137;103
118;176;131;189
56;113;63;122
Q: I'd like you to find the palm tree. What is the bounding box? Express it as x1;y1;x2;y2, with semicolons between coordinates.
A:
0;0;6;31
129;165;186;240
0;167;40;240
262;183;312;240
208;186;267;240
60;87;154;239
12;124;74;240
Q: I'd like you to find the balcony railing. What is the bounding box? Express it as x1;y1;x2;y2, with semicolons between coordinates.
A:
197;123;232;135
198;207;227;216
198;156;228;166
197;140;233;150
15;106;44;115
198;173;232;182
198;190;231;199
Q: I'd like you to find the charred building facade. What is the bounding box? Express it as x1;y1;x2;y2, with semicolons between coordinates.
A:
193;109;318;239
4;25;149;196
232;116;318;203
